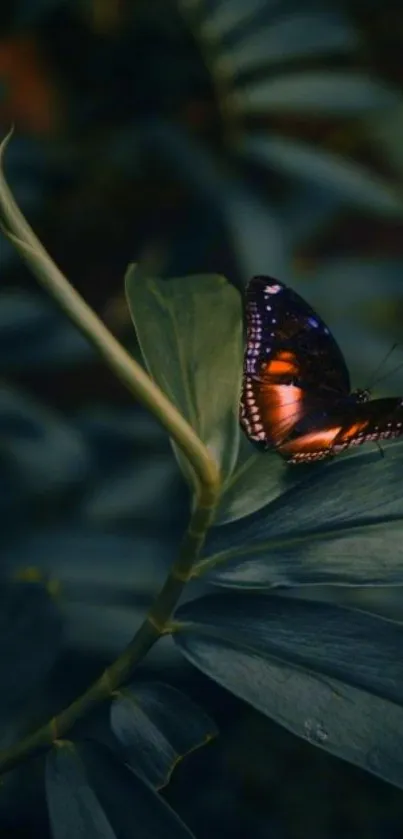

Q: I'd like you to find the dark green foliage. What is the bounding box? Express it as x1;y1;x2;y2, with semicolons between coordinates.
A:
0;580;63;713
46;740;196;839
125;267;242;484
110;681;217;788
174;593;403;788
202;440;403;587
2;0;403;837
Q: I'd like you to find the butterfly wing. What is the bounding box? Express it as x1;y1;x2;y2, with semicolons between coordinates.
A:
240;276;351;449
279;396;403;463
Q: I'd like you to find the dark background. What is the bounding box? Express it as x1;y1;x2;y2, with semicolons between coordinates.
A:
1;1;403;836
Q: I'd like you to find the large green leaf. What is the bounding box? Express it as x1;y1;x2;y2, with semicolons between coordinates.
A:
201;441;403;587
125;267;242;486
46;740;196;839
216;435;306;525
173;592;403;788
110;681;217;789
125;265;303;523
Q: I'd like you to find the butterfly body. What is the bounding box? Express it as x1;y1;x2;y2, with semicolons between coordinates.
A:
240;276;403;464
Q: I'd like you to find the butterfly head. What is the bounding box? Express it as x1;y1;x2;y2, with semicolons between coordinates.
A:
353;388;371;404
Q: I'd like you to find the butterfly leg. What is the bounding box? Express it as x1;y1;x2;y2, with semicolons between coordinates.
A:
375;441;385;459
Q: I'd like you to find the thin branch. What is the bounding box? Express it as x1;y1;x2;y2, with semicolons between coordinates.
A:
0;129;221;776
0;131;218;502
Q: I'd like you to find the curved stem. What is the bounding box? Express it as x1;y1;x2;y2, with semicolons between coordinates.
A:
0;492;217;776
0;129;221;776
0;131;218;499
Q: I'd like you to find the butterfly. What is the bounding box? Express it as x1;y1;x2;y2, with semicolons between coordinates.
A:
240;275;403;464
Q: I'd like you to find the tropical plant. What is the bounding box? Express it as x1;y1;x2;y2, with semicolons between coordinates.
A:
2;126;403;838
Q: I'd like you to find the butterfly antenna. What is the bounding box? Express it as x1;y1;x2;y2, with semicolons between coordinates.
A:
369;359;403;389
366;343;400;389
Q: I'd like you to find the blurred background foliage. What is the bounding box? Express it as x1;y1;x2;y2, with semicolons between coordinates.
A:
1;0;403;836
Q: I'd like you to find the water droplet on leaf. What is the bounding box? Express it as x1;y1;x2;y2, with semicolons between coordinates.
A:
304;719;328;744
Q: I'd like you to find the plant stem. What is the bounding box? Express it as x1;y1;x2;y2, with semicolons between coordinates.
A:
0;131;218;501
0;129;221;776
0;492;217;776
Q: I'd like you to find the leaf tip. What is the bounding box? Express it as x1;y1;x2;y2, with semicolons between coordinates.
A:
0;125;15;166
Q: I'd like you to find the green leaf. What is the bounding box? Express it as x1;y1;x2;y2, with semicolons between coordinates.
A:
110;681;217;789
239;135;403;217
173;592;403;788
308;258;403;317
369;102;403;182
46;742;116;839
201;441;403;588
216;436;304;525
199;0;265;39
175;592;403;704
125;267;242;486
46;740;196;839
234;72;401;115
0;384;90;495
223;190;287;282
220;11;357;76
